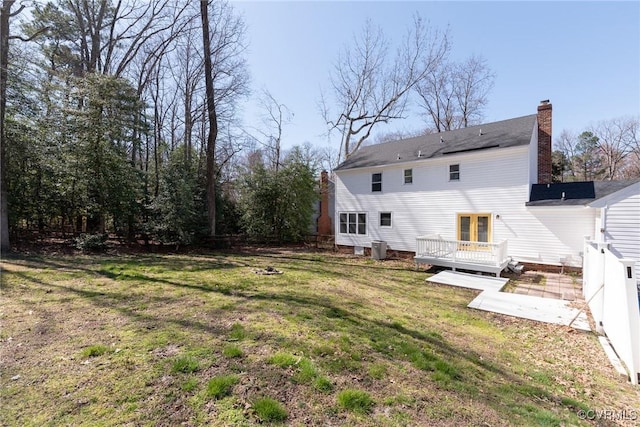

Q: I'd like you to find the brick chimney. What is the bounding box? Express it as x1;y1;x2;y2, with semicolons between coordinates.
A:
317;170;332;236
537;100;552;184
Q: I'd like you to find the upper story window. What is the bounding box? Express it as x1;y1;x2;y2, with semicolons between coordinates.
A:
371;173;382;192
449;164;460;181
404;169;413;184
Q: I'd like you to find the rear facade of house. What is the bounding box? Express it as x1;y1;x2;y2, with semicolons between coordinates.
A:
333;102;603;268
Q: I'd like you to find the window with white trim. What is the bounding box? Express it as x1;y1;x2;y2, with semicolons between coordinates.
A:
380;212;392;227
339;212;367;235
371;173;382;192
404;169;413;184
449;164;460;181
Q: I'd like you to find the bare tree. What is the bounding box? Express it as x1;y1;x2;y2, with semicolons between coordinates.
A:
590;117;638;180
416;61;455;133
1;0;43;252
198;0;248;238
174;26;204;163
454;55;495;128
51;0;180;77
554;129;579;181
373;128;424;144
0;0;15;253
416;53;495;132
200;0;217;238
128;5;191;170
253;89;292;172
623;118;640;178
322;15;449;162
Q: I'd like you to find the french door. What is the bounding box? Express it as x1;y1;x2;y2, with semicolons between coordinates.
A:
457;213;491;249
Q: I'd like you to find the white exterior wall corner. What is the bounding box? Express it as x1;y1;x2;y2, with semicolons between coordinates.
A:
334;145;593;267
590;181;640;280
520;206;595;267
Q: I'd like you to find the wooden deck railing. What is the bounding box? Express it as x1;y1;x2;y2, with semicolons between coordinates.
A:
416;235;508;266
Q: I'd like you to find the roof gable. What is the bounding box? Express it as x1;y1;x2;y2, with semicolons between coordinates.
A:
589;180;640;207
335;114;537;171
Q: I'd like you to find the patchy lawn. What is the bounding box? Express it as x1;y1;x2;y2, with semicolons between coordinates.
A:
1;249;638;426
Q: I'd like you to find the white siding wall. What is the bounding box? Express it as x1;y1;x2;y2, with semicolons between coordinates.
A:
520;207;594;266
335;145;594;267
603;184;640;279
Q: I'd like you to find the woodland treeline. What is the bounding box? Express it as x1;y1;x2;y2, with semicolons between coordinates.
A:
0;1;637;252
0;0;323;250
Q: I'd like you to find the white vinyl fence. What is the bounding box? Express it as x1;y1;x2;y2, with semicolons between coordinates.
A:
583;240;640;385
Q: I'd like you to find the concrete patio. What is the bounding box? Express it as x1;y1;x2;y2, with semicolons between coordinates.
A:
505;270;582;301
426;270;590;331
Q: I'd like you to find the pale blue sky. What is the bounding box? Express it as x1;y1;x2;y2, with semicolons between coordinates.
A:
232;1;640;154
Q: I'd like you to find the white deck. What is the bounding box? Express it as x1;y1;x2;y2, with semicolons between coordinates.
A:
415;236;510;276
428;271;590;331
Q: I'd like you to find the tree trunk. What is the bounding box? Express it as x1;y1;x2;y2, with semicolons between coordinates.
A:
0;0;15;254
200;0;218;239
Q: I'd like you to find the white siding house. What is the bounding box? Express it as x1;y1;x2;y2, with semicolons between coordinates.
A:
335;144;593;268
333;102;638;271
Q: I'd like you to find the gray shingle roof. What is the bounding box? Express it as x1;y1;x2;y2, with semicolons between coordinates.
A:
335;114;537;171
526;180;640;206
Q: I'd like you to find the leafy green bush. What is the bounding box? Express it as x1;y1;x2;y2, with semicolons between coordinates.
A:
337;389;374;413
206;375;239;399
75;233;108;252
237;149;318;243
253;397;287;422
148;146;208;245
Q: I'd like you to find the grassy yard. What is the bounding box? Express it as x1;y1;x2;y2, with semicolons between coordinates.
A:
1;249;639;426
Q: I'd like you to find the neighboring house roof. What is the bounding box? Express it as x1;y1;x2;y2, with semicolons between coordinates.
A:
526;180;640;206
335;114;537;171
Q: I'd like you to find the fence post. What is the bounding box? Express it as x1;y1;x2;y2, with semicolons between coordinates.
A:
452;240;457;271
584;241;609;335
620;259;639;385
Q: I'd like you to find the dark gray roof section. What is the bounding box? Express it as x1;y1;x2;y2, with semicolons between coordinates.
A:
526;180;640;206
335;114;537;171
